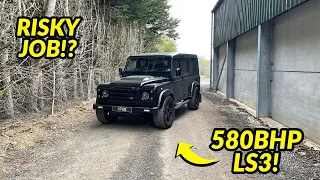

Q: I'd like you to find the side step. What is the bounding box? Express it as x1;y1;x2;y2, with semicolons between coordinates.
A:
174;99;190;109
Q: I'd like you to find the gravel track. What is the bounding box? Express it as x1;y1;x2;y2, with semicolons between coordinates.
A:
1;87;319;180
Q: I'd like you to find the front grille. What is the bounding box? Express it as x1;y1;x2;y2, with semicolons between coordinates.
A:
111;83;140;87
109;90;137;101
102;86;140;106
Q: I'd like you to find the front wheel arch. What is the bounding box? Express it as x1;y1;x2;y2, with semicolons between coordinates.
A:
158;90;174;108
153;96;175;129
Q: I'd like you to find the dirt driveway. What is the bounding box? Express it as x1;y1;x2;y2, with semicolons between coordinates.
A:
1;87;320;180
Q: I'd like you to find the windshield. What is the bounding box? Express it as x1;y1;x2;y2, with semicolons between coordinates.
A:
123;56;172;77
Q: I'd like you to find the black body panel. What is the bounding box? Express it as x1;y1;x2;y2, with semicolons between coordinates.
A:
94;53;201;115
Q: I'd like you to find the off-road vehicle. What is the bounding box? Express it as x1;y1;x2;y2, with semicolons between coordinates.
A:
93;52;201;129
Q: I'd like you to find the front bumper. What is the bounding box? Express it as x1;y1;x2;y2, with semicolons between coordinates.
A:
93;104;158;114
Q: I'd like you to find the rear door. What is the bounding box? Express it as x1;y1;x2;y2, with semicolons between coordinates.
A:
173;58;184;102
188;58;200;96
180;58;190;100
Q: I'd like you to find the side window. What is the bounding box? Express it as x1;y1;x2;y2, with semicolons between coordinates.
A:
125;59;136;70
189;58;199;75
180;59;189;76
173;59;180;71
137;59;148;69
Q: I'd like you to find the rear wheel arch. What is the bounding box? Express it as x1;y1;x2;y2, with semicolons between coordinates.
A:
188;86;200;110
190;81;200;97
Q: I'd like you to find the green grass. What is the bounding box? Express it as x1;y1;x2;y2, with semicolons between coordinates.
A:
200;75;210;78
199;60;210;78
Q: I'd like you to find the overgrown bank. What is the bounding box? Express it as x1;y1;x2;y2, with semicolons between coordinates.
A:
0;0;179;119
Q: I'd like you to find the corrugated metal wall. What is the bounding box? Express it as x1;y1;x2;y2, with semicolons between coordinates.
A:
213;0;308;48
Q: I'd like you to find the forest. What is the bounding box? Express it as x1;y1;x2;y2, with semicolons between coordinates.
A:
0;0;179;119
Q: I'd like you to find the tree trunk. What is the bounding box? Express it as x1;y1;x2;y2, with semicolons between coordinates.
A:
43;0;57;16
91;71;96;97
79;65;84;99
17;0;22;45
87;68;93;100
64;0;70;16
1;48;14;118
51;69;56;115
30;68;40;112
28;0;57;113
73;67;78;100
39;70;44;109
97;73;101;84
57;60;67;102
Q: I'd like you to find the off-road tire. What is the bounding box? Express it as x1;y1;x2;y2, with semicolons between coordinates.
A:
96;110;117;124
153;96;175;129
188;87;200;110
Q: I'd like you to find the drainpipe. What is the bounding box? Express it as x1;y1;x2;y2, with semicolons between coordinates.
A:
210;12;214;89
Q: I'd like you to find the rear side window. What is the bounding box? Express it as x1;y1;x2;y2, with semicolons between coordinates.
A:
173;59;180;70
189;58;199;75
180;59;189;76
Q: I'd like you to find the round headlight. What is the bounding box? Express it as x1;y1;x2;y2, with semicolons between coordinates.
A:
102;90;109;98
141;92;150;100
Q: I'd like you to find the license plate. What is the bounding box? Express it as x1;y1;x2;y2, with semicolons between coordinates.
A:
112;106;132;113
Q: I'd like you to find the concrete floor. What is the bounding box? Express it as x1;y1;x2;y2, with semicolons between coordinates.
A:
201;78;210;86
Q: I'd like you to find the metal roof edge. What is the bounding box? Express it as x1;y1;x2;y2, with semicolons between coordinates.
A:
130;52;180;57
212;0;224;13
129;52;198;58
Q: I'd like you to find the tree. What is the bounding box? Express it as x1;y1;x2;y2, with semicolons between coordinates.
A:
0;0;145;119
108;0;180;50
155;38;177;52
0;0;178;119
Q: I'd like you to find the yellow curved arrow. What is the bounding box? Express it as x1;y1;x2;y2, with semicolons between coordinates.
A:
175;142;219;167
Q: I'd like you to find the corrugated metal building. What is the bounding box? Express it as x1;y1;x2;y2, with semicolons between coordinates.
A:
210;0;320;144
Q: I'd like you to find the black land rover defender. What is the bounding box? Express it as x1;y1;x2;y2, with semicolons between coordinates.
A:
93;52;201;129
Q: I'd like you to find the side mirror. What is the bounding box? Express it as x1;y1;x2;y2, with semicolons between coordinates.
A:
119;68;123;77
176;68;181;76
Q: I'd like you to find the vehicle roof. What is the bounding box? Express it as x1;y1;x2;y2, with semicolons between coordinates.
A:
129;52;198;58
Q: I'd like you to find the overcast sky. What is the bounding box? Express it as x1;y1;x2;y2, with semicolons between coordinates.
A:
168;0;218;60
